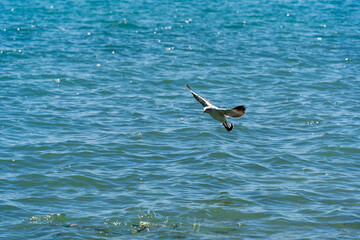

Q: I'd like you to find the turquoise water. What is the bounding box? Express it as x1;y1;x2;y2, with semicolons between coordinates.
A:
1;0;360;239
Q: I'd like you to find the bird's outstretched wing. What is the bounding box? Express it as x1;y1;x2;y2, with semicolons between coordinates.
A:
218;106;246;118
185;84;213;107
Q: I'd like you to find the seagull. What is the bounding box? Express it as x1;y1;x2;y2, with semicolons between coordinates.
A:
185;84;245;132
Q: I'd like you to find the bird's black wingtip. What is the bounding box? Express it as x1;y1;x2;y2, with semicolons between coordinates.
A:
234;105;246;112
223;122;234;132
185;84;191;90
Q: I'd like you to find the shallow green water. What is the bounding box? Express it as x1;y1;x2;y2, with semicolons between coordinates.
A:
1;0;360;239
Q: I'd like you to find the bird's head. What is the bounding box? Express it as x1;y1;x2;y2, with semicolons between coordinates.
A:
203;108;211;114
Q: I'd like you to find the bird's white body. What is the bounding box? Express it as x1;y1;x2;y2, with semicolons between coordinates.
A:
204;107;227;123
185;84;246;132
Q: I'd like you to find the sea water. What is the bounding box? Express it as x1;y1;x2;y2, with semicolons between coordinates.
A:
1;0;360;239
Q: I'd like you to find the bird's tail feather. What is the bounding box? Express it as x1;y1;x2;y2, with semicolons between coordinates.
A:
222;122;234;132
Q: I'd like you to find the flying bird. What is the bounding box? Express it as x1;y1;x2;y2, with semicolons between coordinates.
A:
185;84;245;132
